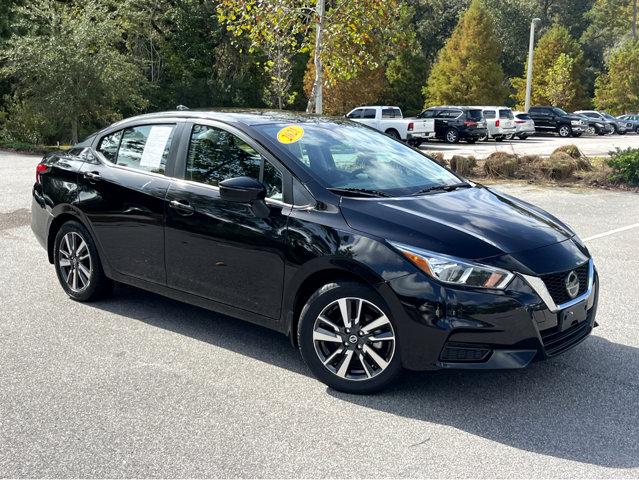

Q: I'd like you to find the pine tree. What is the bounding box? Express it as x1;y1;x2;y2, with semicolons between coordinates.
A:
512;24;589;110
423;0;507;106
594;40;639;114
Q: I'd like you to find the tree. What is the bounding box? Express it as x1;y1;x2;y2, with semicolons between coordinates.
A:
594;40;639;114
0;0;147;143
512;24;589;110
217;0;410;113
424;0;508;106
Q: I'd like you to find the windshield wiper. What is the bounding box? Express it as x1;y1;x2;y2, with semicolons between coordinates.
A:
412;182;472;196
328;187;390;198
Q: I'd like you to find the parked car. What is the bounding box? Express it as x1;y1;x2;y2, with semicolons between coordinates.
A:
31;110;599;394
346;105;434;145
528;106;587;137
511;111;536;139
617;114;639;133
474;106;516;141
574;110;628;135
417;106;487;143
572;112;612;136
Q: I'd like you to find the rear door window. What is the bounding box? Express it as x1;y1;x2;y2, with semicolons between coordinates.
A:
97;130;123;163
116;124;176;175
381;108;402;118
361;109;376;119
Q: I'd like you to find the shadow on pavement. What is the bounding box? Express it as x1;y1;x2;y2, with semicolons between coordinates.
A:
93;284;638;470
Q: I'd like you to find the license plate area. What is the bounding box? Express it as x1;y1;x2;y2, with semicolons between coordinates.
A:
559;300;588;331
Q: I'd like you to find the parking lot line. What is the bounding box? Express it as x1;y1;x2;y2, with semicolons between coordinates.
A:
583;223;639;242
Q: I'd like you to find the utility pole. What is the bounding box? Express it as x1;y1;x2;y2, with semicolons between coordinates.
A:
633;0;637;40
306;0;325;114
524;18;541;112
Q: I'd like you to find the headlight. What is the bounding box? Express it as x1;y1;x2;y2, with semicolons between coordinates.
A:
595;123;603;127
389;242;514;289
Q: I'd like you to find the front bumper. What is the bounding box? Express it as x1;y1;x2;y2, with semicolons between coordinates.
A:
385;260;599;371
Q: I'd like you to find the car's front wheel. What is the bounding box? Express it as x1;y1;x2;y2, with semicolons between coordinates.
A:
298;282;402;393
54;221;113;302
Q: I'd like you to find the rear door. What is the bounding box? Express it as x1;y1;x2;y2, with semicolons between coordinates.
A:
80;121;182;284
164;122;289;319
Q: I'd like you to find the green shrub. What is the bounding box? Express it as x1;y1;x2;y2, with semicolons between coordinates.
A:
449;155;477;175
483;151;519;177
607;148;639;185
552;144;582;159
541;152;578;179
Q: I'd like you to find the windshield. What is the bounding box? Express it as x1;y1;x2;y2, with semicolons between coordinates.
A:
255;122;462;196
552;107;568;116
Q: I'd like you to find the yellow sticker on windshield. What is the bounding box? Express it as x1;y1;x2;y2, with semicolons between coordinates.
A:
277;125;304;144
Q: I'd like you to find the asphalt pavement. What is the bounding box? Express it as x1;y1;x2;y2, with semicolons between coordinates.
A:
1;150;638;478
420;131;639;158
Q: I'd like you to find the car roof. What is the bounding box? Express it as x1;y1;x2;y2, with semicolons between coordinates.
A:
106;109;340;130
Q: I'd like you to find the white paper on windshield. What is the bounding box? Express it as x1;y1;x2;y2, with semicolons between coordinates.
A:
139;126;173;169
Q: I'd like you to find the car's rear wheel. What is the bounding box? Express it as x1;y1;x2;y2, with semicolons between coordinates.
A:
517;134;529;140
558;124;572;137
444;128;459;143
495;136;505;142
385;129;401;140
298;282;402;393
54;221;113;302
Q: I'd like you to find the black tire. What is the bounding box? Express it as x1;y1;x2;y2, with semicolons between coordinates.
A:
53;220;113;302
466;138;477;144
385;129;401;140
297;282;403;394
635;126;639;134
572;132;583;137
495;136;505;142
558;124;572;137
618;130;626;135
444;128;459;143
517;134;529;140
408;138;423;147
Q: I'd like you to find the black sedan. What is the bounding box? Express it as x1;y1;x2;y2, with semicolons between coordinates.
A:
31;110;599;393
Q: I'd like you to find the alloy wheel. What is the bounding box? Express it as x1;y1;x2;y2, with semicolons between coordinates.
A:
586;126;595;135
312;297;396;381
58;231;92;292
559;125;571;137
446;129;459;143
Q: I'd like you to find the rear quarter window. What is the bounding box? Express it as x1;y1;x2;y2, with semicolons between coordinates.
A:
483;110;496;119
499;109;514;119
381;108;402;119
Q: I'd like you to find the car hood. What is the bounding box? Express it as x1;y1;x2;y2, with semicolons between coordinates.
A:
339;186;574;260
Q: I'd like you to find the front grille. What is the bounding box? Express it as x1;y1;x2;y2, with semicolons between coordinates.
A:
439;343;491;363
540;320;592;356
540;262;589;305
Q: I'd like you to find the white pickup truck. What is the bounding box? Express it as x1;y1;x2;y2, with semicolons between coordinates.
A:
345;106;435;145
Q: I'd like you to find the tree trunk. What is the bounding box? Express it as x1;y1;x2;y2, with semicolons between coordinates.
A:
306;0;324;114
71;116;79;145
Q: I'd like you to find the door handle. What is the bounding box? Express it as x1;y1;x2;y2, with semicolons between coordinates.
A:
169;199;195;215
84;171;100;182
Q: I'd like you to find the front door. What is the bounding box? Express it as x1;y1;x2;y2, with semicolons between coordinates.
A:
164;123;288;319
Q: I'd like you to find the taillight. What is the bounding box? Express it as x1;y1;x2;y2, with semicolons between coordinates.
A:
36;163;48;183
515;120;526;124
407;122;414;131
463;120;477;127
495;119;500;127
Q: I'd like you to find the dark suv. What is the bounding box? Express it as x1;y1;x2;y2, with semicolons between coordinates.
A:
417;106;487;143
528;106;587;137
31;110;598;393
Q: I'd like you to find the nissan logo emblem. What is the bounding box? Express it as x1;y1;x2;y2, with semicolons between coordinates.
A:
565;271;580;299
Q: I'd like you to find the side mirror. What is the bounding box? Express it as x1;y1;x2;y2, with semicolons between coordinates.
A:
219;176;266;203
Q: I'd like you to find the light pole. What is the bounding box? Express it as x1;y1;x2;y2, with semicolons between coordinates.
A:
524;18;541;112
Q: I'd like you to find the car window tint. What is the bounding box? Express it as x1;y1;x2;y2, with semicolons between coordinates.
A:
516;113;531;120
116;125;175;174
381;108;402;118
467;109;483;121
499;109;514;119
348;109;362;119
419;110;437;119
186;125;283;199
361;109;376;119
483;110;496;119
97;130;123;163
